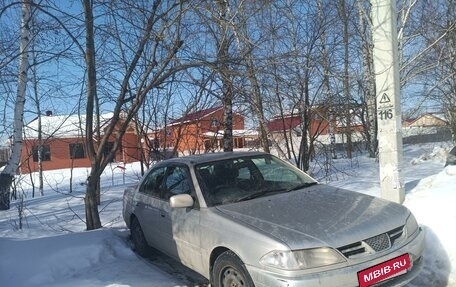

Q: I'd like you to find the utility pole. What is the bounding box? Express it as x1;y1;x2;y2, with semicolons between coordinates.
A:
371;0;404;203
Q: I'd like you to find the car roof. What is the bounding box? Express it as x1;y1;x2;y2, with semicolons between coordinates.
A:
160;151;268;166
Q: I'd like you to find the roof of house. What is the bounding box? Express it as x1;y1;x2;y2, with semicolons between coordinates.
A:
267;115;302;132
407;112;448;126
426;113;447;122
336;115;364;128
169;106;223;126
23;113;114;139
202;129;259;139
402;118;416;125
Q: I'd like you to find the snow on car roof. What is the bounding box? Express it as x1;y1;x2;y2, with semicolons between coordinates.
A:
160;151;267;165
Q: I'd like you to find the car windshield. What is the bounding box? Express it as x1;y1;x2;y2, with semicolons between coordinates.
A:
195;154;316;206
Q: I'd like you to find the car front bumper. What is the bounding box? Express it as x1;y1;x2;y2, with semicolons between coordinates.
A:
247;227;425;287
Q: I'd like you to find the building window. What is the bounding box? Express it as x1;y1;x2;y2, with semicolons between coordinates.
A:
69;143;86;159
152;138;160;149
211;118;219;128
103;141;116;162
32;145;51;162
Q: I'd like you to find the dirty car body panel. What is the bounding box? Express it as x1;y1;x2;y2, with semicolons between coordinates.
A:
122;152;424;287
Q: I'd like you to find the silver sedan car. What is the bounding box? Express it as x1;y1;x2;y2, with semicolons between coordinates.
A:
122;152;424;287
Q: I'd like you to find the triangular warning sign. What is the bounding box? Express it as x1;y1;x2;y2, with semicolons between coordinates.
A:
379;93;391;104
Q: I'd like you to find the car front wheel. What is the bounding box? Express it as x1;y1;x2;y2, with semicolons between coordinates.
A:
130;217;150;257
212;250;255;287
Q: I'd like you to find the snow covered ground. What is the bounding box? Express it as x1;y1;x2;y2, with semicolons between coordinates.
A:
0;142;455;287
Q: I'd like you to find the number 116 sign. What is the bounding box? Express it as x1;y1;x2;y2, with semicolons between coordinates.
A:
379;109;393;121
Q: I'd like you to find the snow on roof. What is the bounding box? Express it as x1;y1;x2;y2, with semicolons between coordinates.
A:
336;114;364;128
169;106;223;126
428;113;447;122
406;112;449;127
201;129;259;138
23;113;114;139
266;115;302;132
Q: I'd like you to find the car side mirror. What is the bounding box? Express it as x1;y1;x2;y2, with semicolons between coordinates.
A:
170;194;194;208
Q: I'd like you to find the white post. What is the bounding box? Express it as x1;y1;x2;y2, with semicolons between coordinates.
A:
371;0;405;203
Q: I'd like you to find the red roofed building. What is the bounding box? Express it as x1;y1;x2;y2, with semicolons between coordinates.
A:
20;113;143;173
266;109;330;143
266;115;303;134
152;106;255;154
406;113;448;127
266;107;365;149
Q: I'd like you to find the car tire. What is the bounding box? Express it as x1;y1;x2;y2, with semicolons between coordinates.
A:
212;250;255;287
130;217;150;257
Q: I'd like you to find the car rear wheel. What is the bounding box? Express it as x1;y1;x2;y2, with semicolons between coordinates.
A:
212;250;255;287
130;217;150;257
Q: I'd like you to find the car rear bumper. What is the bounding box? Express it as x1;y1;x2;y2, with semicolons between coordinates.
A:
247;227;425;287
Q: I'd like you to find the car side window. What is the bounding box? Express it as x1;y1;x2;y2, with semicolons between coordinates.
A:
139;166;166;197
162;165;192;200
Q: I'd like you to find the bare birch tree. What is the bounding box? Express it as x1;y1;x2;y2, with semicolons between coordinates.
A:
232;2;271;153
214;0;235;152
424;0;456;143
284;2;322;171
192;0;249;152
318;0;337;160
82;0;192;230
356;0;378;158
338;0;353;158
0;0;32;210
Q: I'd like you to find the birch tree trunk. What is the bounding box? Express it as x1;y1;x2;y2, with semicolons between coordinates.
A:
357;0;378;158
275;81;291;159
0;0;32;210
443;2;456;144
236;4;270;153
215;0;234;152
31;41;44;197
318;0;337;160
82;0;102;230
245;54;270;153
339;0;353;159
80;0;187;230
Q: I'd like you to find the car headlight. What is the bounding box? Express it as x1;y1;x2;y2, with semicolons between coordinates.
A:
405;214;419;238
260;247;346;270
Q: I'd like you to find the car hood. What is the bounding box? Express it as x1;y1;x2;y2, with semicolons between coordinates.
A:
215;184;409;250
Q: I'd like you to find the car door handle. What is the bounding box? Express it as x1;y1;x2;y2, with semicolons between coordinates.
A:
159;211;166;218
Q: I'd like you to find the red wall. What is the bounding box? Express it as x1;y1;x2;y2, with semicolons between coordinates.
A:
20;131;141;174
157;109;246;153
21;138;91;173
